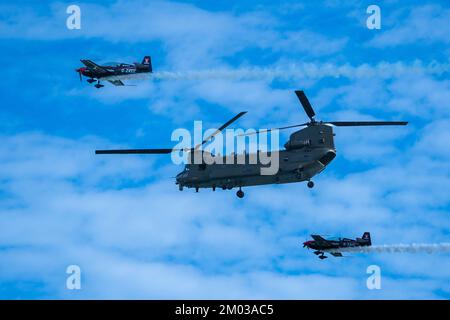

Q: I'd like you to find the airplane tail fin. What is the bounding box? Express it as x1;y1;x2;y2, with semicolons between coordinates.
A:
141;56;152;72
362;232;371;245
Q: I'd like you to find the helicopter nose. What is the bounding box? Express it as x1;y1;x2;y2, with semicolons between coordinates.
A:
175;172;184;183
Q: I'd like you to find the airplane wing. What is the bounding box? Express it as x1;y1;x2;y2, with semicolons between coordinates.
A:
107;79;125;86
311;235;328;243
80;59;111;75
330;252;343;257
311;235;335;248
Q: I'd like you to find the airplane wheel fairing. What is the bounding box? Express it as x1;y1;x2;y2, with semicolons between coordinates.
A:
236;189;244;198
307;181;314;188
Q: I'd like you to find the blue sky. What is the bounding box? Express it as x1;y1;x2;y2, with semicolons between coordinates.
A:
0;0;449;299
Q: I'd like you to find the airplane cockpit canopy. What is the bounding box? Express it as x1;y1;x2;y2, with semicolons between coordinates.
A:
326;236;342;241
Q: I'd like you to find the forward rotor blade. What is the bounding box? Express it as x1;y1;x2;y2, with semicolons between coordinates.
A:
95;148;176;154
327;121;408;126
194;111;247;150
237;123;308;136
295;90;315;121
97;112;248;155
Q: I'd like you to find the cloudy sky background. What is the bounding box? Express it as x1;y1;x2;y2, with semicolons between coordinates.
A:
0;0;449;299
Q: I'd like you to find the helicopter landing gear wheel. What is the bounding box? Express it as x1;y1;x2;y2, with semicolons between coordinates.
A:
179;185;183;191
307;181;314;189
236;188;244;198
195;187;199;193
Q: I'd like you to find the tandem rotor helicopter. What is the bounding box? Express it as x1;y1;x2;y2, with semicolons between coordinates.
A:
96;90;408;198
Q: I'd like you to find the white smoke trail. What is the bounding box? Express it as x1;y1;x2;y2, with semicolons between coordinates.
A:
102;60;450;84
337;243;450;254
150;60;450;81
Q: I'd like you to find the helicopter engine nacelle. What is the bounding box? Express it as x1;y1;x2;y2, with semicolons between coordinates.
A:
284;124;335;150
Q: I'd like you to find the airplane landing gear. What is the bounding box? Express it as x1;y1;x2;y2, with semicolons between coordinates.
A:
95;81;104;89
307;180;314;189
179;185;183;191
87;78;96;84
195;187;199;193
319;254;327;260
236;188;244;198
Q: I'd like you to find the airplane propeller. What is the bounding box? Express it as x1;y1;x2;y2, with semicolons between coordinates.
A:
95;111;247;155
75;68;83;82
239;90;408;136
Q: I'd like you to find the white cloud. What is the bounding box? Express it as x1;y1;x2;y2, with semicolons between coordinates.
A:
1;128;449;298
1;0;450;299
0;1;351;66
369;4;450;47
273;30;348;56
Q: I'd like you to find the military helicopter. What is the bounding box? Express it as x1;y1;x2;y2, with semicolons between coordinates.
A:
95;90;408;198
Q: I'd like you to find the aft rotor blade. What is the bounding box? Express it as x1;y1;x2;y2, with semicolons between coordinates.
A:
295;90;316;121
194;111;247;150
95;148;177;154
327;121;408;126
237;123;309;136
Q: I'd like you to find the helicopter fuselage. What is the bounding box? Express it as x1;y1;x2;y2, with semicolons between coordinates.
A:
176;124;336;191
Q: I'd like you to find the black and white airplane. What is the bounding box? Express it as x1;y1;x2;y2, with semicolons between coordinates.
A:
303;232;372;259
75;56;152;88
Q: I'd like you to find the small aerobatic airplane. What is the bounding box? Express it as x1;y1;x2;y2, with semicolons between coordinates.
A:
75;56;152;88
303;232;372;259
